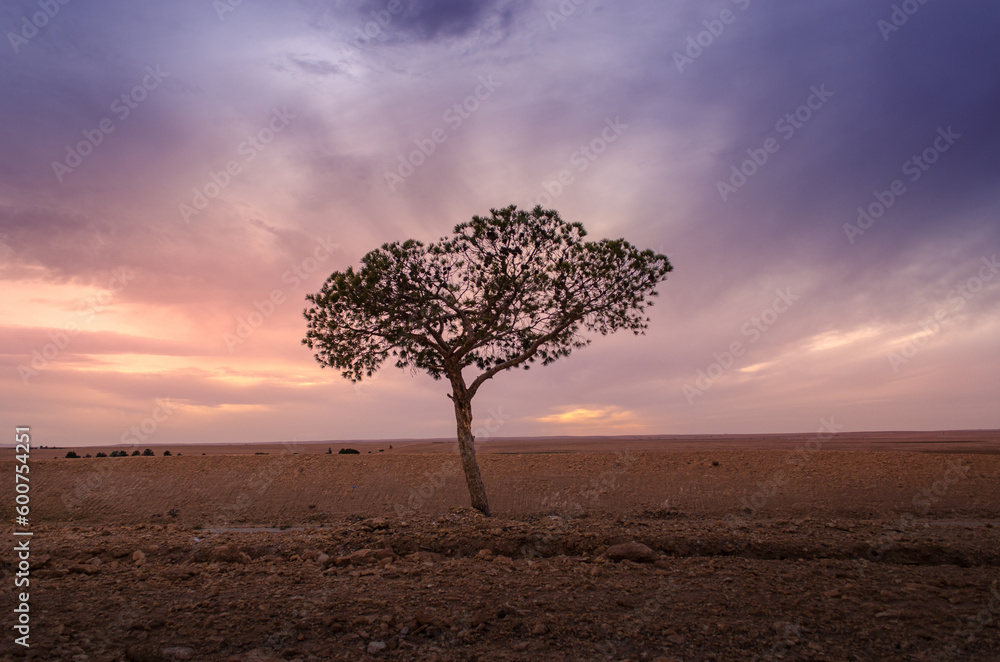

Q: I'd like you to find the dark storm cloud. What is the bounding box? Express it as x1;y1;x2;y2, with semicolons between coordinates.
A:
626;0;1000;350
664;0;1000;245
349;0;524;42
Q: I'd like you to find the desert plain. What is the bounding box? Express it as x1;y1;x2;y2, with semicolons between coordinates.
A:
2;430;999;661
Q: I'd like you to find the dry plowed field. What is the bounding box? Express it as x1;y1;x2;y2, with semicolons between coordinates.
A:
2;445;998;661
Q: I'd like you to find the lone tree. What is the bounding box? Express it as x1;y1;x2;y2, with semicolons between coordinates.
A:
303;206;672;516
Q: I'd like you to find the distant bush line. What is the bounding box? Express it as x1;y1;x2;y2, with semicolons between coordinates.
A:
63;448;179;459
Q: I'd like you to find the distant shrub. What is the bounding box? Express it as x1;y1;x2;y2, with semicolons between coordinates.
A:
65;451;80;458
163;450;171;456
84;454;92;458
95;452;107;458
132;450;141;456
338;448;360;455
142;448;154;456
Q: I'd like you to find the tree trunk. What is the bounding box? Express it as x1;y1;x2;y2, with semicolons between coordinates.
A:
448;376;491;517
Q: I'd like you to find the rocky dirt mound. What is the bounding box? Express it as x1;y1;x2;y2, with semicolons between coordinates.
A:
2;512;998;661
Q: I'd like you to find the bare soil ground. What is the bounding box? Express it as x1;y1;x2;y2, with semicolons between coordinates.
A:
2;434;999;661
10;429;1000;459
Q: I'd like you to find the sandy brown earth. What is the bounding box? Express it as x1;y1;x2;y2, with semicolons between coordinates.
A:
9;429;1000;459
2;436;999;661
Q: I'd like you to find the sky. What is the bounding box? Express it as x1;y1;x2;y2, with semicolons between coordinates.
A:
2;0;999;447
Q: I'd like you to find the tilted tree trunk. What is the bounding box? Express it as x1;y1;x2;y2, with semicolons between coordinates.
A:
448;373;491;516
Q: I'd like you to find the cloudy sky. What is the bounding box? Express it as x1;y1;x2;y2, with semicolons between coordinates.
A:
2;0;998;446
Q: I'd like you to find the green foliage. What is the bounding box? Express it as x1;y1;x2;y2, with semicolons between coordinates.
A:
303;206;672;394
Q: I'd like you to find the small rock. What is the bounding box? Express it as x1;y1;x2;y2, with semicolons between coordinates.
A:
606;541;659;563
531;623;549;635
211;543;250;564
406;551;443;564
336;549;378;566
367;641;387;654
68;564;100;575
316;552;330;565
162;646;194;660
133;550;146;562
875;610;902;619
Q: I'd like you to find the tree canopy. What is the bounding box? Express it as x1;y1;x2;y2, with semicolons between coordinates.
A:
303;205;672;515
304;205;671;394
